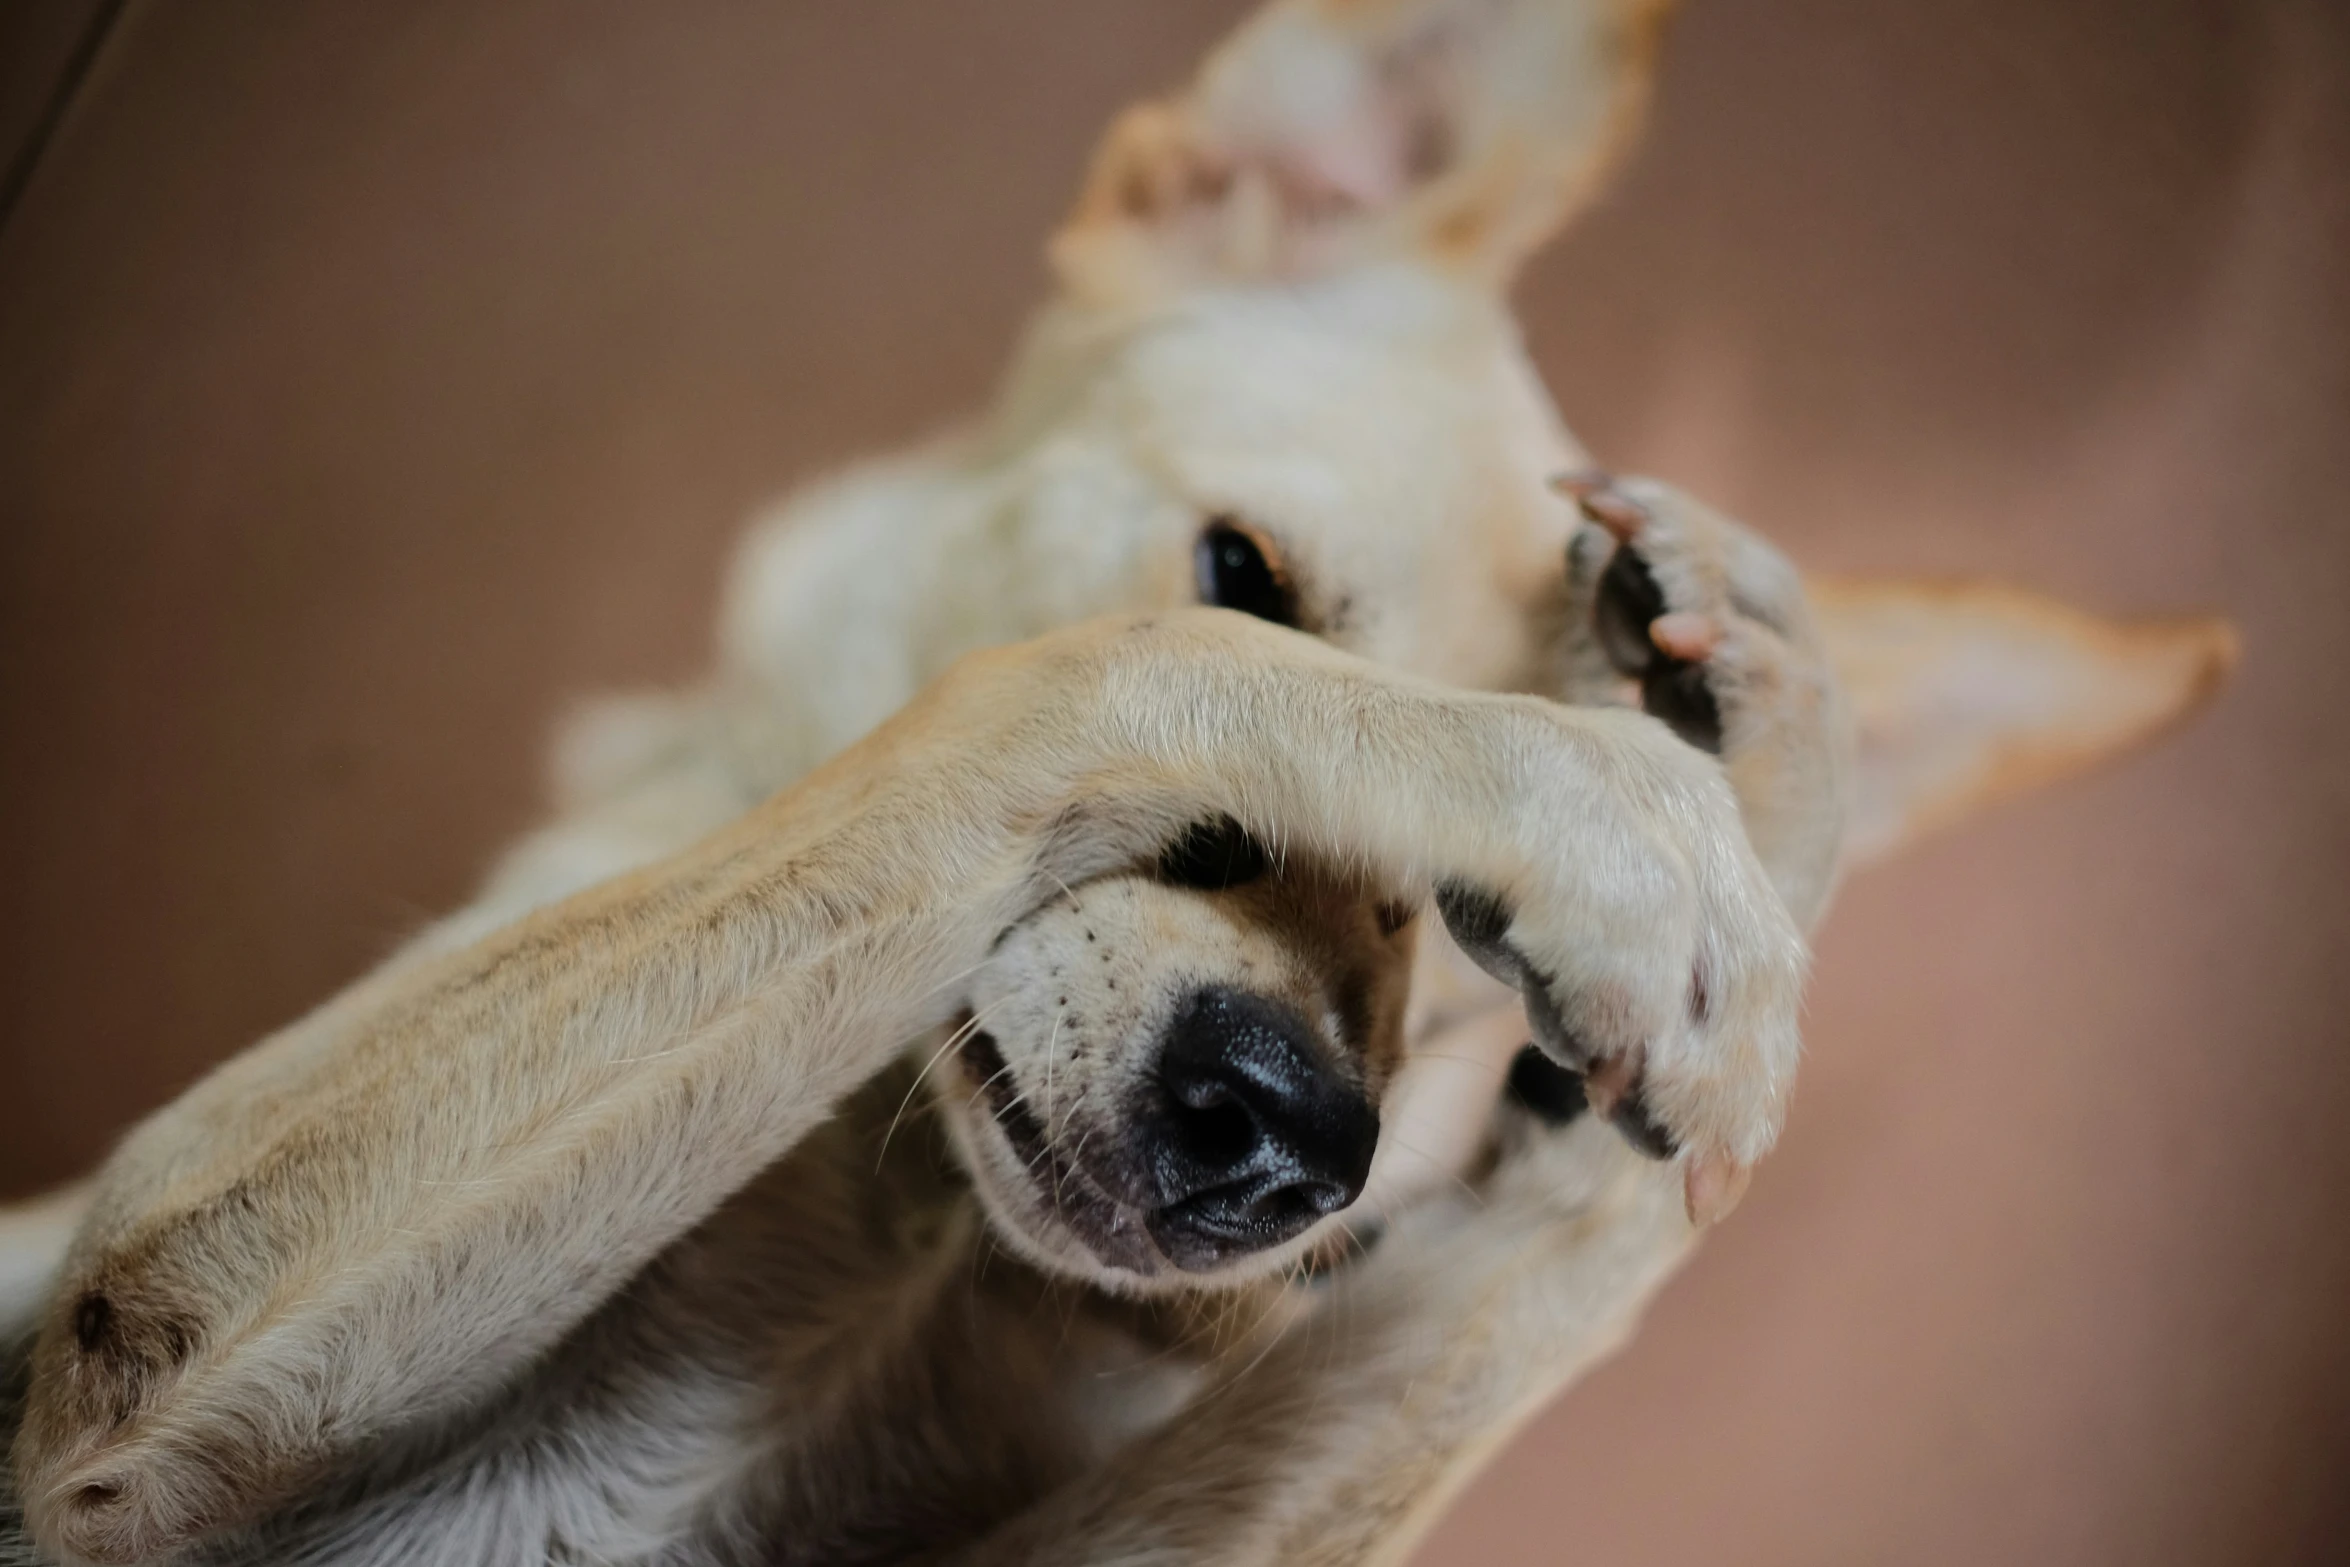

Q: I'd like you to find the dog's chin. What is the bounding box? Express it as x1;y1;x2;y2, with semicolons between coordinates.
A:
941;1030;1334;1297
967;1171;1342;1298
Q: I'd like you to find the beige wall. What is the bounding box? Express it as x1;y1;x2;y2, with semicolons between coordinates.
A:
2;2;2344;1562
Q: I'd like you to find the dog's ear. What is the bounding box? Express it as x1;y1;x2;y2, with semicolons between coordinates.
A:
1052;0;1678;305
1815;580;2238;863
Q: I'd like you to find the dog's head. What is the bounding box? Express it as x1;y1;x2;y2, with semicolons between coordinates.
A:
752;0;2236;1291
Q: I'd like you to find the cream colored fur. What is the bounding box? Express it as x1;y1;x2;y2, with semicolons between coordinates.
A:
0;1;2232;1563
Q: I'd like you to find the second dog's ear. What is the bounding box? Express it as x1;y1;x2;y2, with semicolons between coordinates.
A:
1816;579;2239;864
1052;0;1679;305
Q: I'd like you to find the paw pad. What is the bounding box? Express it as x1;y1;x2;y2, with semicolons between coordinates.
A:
1504;1044;1588;1126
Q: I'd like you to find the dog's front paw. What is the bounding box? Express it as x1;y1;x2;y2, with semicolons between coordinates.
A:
1430;707;1806;1227
1557;471;1850;927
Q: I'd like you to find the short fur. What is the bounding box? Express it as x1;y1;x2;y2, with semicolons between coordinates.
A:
0;2;2232;1563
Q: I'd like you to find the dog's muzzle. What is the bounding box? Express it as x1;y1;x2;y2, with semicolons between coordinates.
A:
1137;986;1378;1271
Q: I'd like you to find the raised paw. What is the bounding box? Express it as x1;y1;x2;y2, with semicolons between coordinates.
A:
1433;800;1798;1233
1555;470;1851;929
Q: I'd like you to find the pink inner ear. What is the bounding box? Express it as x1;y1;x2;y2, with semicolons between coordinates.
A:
1201;15;1457;220
1279;101;1419;209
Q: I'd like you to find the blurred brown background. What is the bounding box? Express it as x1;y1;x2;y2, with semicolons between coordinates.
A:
2;1;2344;1562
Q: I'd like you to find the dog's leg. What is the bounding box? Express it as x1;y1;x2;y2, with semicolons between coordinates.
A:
65;1089;1045;1567
14;609;1802;1565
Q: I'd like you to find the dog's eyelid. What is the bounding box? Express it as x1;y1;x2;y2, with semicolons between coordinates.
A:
1158;815;1272;890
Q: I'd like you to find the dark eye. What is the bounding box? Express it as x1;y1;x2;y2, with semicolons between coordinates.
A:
1159;816;1270;890
1195;520;1297;625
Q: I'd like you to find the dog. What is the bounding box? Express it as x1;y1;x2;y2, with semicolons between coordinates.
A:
0;1;2233;1562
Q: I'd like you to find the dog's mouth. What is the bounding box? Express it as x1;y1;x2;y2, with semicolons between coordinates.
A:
957;1026;1167;1277
960;1027;1069;1196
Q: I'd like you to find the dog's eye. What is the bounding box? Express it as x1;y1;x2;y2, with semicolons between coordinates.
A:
1195;521;1297;626
1159;816;1270;890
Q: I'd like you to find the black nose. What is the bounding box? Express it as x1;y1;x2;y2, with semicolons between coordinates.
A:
1141;987;1379;1271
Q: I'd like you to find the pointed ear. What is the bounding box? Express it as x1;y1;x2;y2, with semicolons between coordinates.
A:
1052;0;1679;305
1813;579;2239;864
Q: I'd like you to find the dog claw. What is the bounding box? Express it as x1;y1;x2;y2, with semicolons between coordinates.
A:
1549;467;1612;500
1550;469;1648;543
1683;1154;1752;1227
1580;492;1648;543
1648;611;1721;661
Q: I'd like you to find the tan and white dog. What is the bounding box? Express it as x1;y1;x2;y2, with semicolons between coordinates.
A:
0;1;2232;1563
